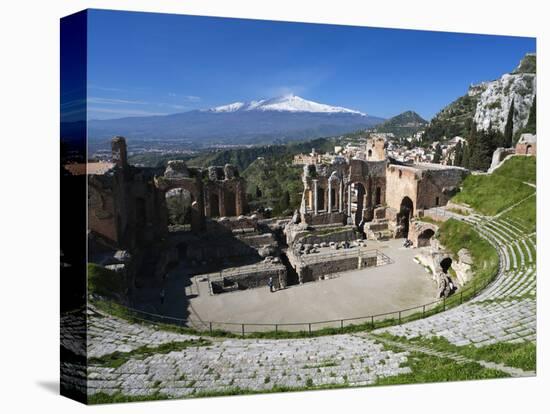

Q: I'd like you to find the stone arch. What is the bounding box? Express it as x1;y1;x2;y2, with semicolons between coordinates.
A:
165;188;194;226
440;257;452;273
417;228;435;247
156;177;205;232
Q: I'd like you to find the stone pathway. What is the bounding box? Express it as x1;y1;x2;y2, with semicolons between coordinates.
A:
85;193;537;398
87;311;411;397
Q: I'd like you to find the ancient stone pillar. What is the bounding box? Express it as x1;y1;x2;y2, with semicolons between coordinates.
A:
339;180;343;213
235;181;243;216
191;201;201;233
219;188;226;217
347;184;352;216
327;180;332;213
313;180;318;215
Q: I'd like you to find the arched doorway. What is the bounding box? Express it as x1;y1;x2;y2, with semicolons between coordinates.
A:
165;188;193;226
526;145;532;155
440;257;452;273
398;196;414;238
417;228;435;247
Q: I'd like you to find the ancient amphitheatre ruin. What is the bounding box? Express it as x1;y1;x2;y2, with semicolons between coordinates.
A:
70;133;537;400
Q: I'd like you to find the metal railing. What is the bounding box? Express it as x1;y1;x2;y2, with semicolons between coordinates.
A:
298;247;393;266
101;273;496;337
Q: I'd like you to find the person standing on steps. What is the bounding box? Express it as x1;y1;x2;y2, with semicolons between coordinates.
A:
268;276;274;293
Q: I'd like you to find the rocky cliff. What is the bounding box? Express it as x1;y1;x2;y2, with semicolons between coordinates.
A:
473;53;536;134
423;53;536;142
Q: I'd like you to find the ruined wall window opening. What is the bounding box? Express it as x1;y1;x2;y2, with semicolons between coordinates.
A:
375;187;381;205
435;196;440;206
210;192;220;217
368;149;372;157
165;188;193;226
417;228;435;247
317;187;325;211
224;190;237;217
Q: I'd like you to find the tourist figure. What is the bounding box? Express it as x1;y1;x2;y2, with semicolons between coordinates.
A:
160;288;165;305
268;276;274;292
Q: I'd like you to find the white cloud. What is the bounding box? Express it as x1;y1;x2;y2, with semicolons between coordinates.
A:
185;95;201;102
88;107;169;117
88;97;148;105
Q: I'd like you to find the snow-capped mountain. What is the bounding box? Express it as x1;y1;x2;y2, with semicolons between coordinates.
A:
208;95;366;115
88;95;383;146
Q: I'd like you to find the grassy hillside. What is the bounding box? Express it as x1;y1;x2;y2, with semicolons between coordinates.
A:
452;156;536;216
373;110;428;138
422;93;479;143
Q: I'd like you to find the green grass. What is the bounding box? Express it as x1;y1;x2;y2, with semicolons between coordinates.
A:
452;156;536;216
494;155;536;184
88;338;211;368
374;350;509;386
502;193;536;233
377;334;536;372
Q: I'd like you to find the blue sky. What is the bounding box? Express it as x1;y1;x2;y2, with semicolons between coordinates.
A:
87;9;535;120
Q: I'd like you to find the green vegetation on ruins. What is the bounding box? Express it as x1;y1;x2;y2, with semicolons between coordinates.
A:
437;219;499;287
452;156;536;216
88;263;127;300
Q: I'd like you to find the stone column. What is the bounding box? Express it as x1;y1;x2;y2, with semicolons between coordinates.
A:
347;184;352;216
313;180;318;215
339;181;343;213
327;179;332;213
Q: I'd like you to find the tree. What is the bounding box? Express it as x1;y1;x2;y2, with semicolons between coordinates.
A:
281;190;290;211
453;141;463;166
432;143;442;163
503;98;515;147
461;142;470;169
523;95;536;135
